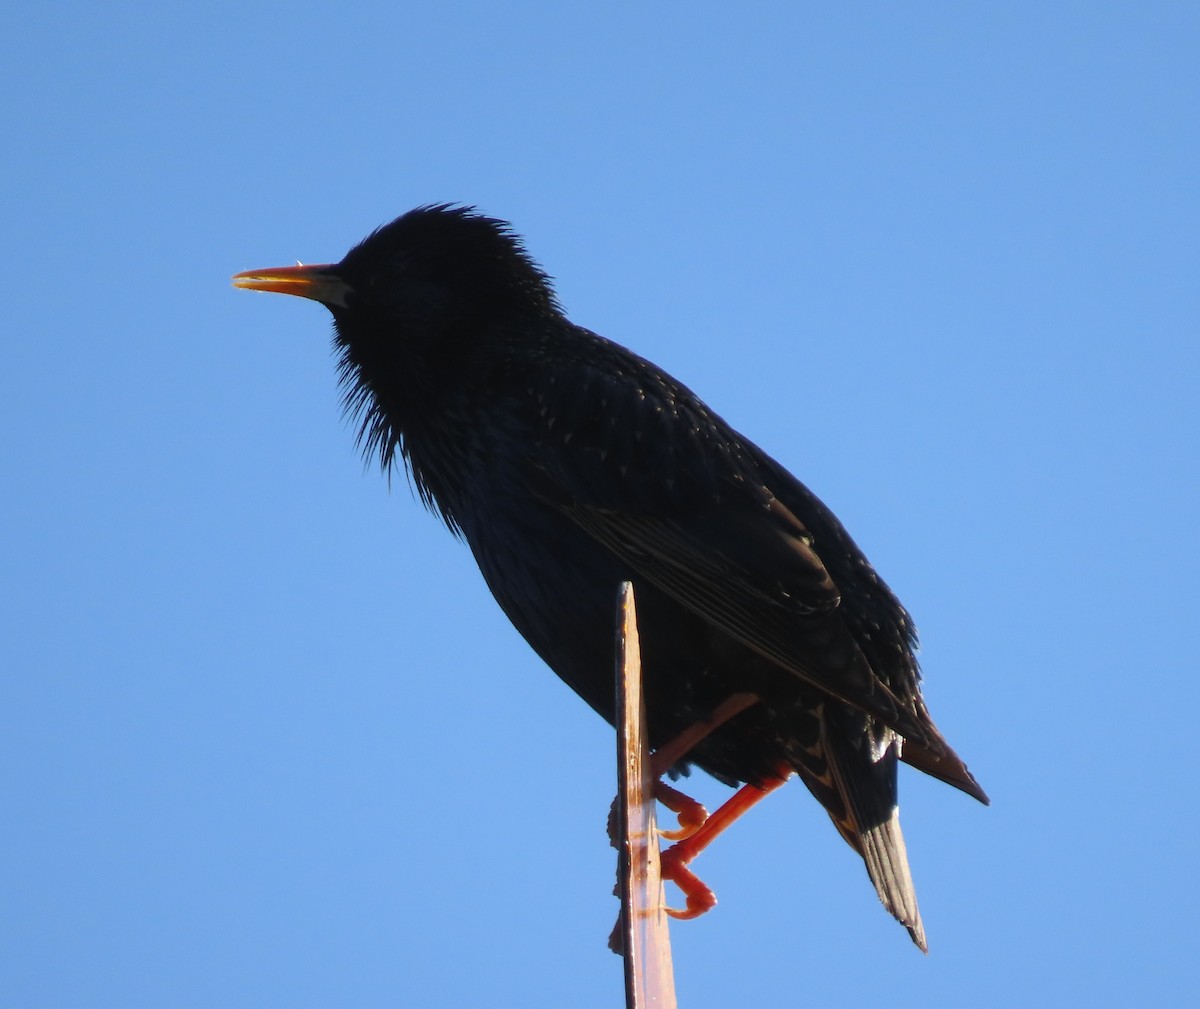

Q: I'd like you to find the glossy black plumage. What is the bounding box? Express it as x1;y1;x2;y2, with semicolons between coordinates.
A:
233;205;986;950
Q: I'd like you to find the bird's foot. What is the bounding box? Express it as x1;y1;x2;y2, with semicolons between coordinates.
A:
658;770;792;919
654;780;708;841
659;847;718;919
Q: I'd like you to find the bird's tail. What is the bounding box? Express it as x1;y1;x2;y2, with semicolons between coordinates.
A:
791;702;927;951
834;752;926;952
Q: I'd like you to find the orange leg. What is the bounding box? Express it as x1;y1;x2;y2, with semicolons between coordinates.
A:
660;769;791;919
648;692;759;840
609;690;783;920
649;692;759;777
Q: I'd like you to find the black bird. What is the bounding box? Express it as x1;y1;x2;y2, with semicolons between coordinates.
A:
233;205;986;951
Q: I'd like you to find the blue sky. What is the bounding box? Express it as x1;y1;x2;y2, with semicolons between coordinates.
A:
2;4;1197;1007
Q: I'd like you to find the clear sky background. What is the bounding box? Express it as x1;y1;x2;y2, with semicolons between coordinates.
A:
2;4;1197;1007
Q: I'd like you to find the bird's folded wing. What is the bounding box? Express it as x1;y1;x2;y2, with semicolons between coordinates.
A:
548;489;943;752
515;350;941;749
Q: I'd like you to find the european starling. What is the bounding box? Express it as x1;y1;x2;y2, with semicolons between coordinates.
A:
233;204;986;951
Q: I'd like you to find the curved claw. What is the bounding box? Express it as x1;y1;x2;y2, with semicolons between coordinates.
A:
659;819;704;843
654;781;708;841
660;847;718;920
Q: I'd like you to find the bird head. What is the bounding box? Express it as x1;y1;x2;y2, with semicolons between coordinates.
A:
232;204;559;481
232;204;559;339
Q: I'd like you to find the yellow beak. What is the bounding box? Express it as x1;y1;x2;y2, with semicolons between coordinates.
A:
231;263;351;308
